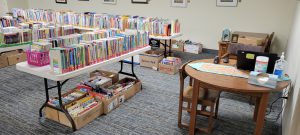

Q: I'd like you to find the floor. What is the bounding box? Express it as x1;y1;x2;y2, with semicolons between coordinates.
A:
0;51;283;135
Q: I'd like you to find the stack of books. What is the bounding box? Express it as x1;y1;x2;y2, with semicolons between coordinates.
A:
50;30;149;74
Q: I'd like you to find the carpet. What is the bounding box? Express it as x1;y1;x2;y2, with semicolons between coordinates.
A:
0;51;283;135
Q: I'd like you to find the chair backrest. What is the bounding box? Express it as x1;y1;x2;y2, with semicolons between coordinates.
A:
179;61;193;92
264;32;275;53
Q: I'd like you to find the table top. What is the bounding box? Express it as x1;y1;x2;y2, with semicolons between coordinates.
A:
0;43;30;53
16;46;151;81
149;33;183;40
185;59;290;93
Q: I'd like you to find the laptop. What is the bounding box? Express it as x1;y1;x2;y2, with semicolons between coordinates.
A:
237;51;278;74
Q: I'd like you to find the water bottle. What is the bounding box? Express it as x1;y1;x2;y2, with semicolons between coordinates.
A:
273;52;287;78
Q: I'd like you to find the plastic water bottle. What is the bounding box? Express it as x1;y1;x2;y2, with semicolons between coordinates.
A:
273;52;287;78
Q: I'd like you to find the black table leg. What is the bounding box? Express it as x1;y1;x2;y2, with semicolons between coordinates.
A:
39;78;50;117
39;78;76;131
57;81;77;131
169;39;172;56
119;56;139;80
164;40;167;57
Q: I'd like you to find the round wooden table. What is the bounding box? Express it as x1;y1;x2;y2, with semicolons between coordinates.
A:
184;59;290;135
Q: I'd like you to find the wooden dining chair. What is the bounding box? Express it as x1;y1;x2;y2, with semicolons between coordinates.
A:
178;61;221;134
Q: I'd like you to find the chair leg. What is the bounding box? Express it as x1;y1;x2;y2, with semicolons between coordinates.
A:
207;104;215;134
215;97;220;119
201;105;207;111
178;93;184;128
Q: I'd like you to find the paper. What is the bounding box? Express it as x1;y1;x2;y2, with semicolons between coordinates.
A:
188;62;249;78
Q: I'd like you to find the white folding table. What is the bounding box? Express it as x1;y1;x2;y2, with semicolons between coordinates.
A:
16;46;151;131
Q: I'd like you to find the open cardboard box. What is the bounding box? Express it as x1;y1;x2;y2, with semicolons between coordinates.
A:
118;78;142;104
90;70;119;84
139;50;164;70
0;49;26;68
97;77;142;114
44;101;103;130
159;63;180;75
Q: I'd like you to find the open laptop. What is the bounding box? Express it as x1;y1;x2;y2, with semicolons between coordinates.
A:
237;50;278;74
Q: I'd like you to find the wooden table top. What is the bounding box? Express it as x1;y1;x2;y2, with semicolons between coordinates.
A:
185;59;290;93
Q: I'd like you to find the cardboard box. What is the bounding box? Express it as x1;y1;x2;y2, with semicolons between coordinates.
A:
7;50;26;65
184;43;203;54
159;40;176;51
102;94;120;114
139;50;164;70
85;76;112;88
238;36;265;46
0;53;9;68
159;63;180;75
171;40;184;52
90;70;119;84
233;31;268;46
0;49;26;68
159;40;184;52
44;102;103;130
118;78;142;104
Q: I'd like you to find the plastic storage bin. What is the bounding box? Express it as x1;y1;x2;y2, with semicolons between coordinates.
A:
26;50;50;66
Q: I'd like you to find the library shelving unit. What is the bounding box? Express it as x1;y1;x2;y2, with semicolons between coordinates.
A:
0;42;32;53
16;45;151;131
150;33;183;57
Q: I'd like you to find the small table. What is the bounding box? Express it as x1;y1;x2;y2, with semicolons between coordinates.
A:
184;59;290;135
150;33;183;57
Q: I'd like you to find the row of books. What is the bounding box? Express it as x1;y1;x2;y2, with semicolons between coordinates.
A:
1;16;19;28
12;8;57;23
82;29;120;42
11;8;181;36
49;34;82;48
32;25;75;41
50;31;149;74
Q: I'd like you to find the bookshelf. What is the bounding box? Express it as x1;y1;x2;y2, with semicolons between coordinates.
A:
149;33;183;57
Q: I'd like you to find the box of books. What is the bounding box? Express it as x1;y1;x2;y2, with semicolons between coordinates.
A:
117;78;142;104
58;102;102;129
159;57;182;75
45;86;103;130
90;70;119;84
102;94;120;114
139;50;164;70
83;76;113;89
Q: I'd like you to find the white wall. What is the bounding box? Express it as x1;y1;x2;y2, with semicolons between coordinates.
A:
26;0;296;53
0;0;8;16
6;0;28;10
282;2;300;135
